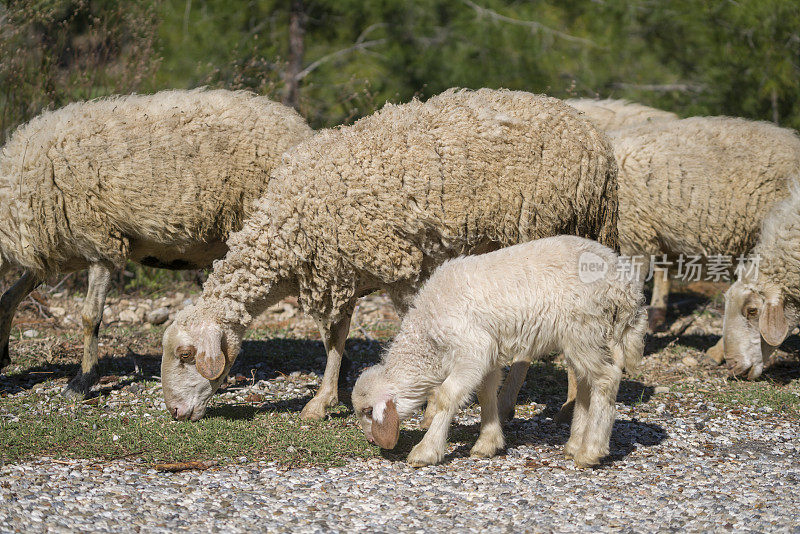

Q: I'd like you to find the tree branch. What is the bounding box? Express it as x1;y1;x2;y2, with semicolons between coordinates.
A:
294;38;387;81
462;0;597;47
612;82;706;93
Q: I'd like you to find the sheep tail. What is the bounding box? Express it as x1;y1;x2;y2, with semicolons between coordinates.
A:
614;306;647;374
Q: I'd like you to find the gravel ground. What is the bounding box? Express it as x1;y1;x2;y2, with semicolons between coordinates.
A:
1;394;798;533
1;288;800;532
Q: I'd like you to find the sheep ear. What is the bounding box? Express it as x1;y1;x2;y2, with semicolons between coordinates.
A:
371;398;400;449
760;300;789;347
195;324;226;380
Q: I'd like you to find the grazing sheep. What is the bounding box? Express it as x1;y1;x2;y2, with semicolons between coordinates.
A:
352;236;647;467
497;115;800;421
715;183;800;379
0;89;313;396
566;98;677;131
160;87;619;422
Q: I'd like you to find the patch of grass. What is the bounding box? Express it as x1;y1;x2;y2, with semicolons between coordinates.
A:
0;390;380;466
713;380;800;416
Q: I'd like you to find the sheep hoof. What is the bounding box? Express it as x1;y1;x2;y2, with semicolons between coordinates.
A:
300;397;332;421
407;443;443;467
572;450;603;468
498;403;515;424
63;367;99;399
647;307;667;332
0;340;9;370
563;439;581;459
553;400;574;425
470;434;504;458
706;338;726;365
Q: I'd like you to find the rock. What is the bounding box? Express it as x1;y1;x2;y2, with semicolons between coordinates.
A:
119;309;139;323
170;292;186;307
102;306;114;324
22;329;38;338
682;356;699;367
653;386;670;395
49;306;66;318
146;307;170;325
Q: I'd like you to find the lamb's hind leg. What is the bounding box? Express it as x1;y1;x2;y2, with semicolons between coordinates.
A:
563;371;591;460
572;355;622;468
0;271;41;370
301;310;353;421
471;368;505;458
64;263;111;398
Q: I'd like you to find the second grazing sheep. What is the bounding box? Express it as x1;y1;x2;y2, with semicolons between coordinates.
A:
352;236;647;468
160;88;619;422
0;89;312;396
566;98;677;131
716;184;800;379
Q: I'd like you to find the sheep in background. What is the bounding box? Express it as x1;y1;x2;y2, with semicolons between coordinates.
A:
566;98;677;131
716;183;800;379
352;236;647;468
0;88;313;396
497;115;800;422
160;87;619;422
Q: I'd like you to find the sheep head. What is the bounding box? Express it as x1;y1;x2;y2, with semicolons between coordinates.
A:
720;281;791;379
351;365;400;450
161;307;238;421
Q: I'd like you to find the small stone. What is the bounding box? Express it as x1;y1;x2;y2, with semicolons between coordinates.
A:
682;356;698;367
49;306;66;318
653;386;670;395
146;307;170;325
22;329;38;338
119;309;139;323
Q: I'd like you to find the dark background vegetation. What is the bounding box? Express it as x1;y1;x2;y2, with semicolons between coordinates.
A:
2;0;799;290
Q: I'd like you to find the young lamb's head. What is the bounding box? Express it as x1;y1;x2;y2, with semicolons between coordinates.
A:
351;364;400;450
721;280;789;379
161;306;240;421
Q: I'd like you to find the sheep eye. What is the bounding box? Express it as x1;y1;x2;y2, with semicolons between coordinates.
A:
745;306;759;319
363;407;373;418
175;345;197;363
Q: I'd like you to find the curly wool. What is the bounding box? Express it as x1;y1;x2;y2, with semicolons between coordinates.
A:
198;88;619;329
566;98;677;131
749;182;800;310
611;116;800;260
0;88;313;276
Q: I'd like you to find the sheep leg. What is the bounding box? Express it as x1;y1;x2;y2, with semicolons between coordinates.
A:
64;263;111;398
553;367;577;424
471;368;505;458
564;373;591;460
648;267;670;331
573;357;622;468
408;369;483;467
497;360;530;422
300;312;353;420
0;271;41;370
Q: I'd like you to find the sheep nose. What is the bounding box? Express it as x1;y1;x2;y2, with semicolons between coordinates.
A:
172;405;193;421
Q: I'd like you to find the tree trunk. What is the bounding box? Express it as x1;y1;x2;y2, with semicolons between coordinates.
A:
283;0;305;110
771;88;779;125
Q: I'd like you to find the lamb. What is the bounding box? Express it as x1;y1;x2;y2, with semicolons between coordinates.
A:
352;236;647;467
715;183;800;379
0;88;313;396
160;87;619;422
566;98;677;131
496;116;800;422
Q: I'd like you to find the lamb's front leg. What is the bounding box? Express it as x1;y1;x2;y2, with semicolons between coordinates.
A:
471;368;504;458
301;310;353;421
408;372;478;467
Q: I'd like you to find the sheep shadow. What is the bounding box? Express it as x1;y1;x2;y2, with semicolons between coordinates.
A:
380;415;666;467
511;361;654;415
0;349;162;395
